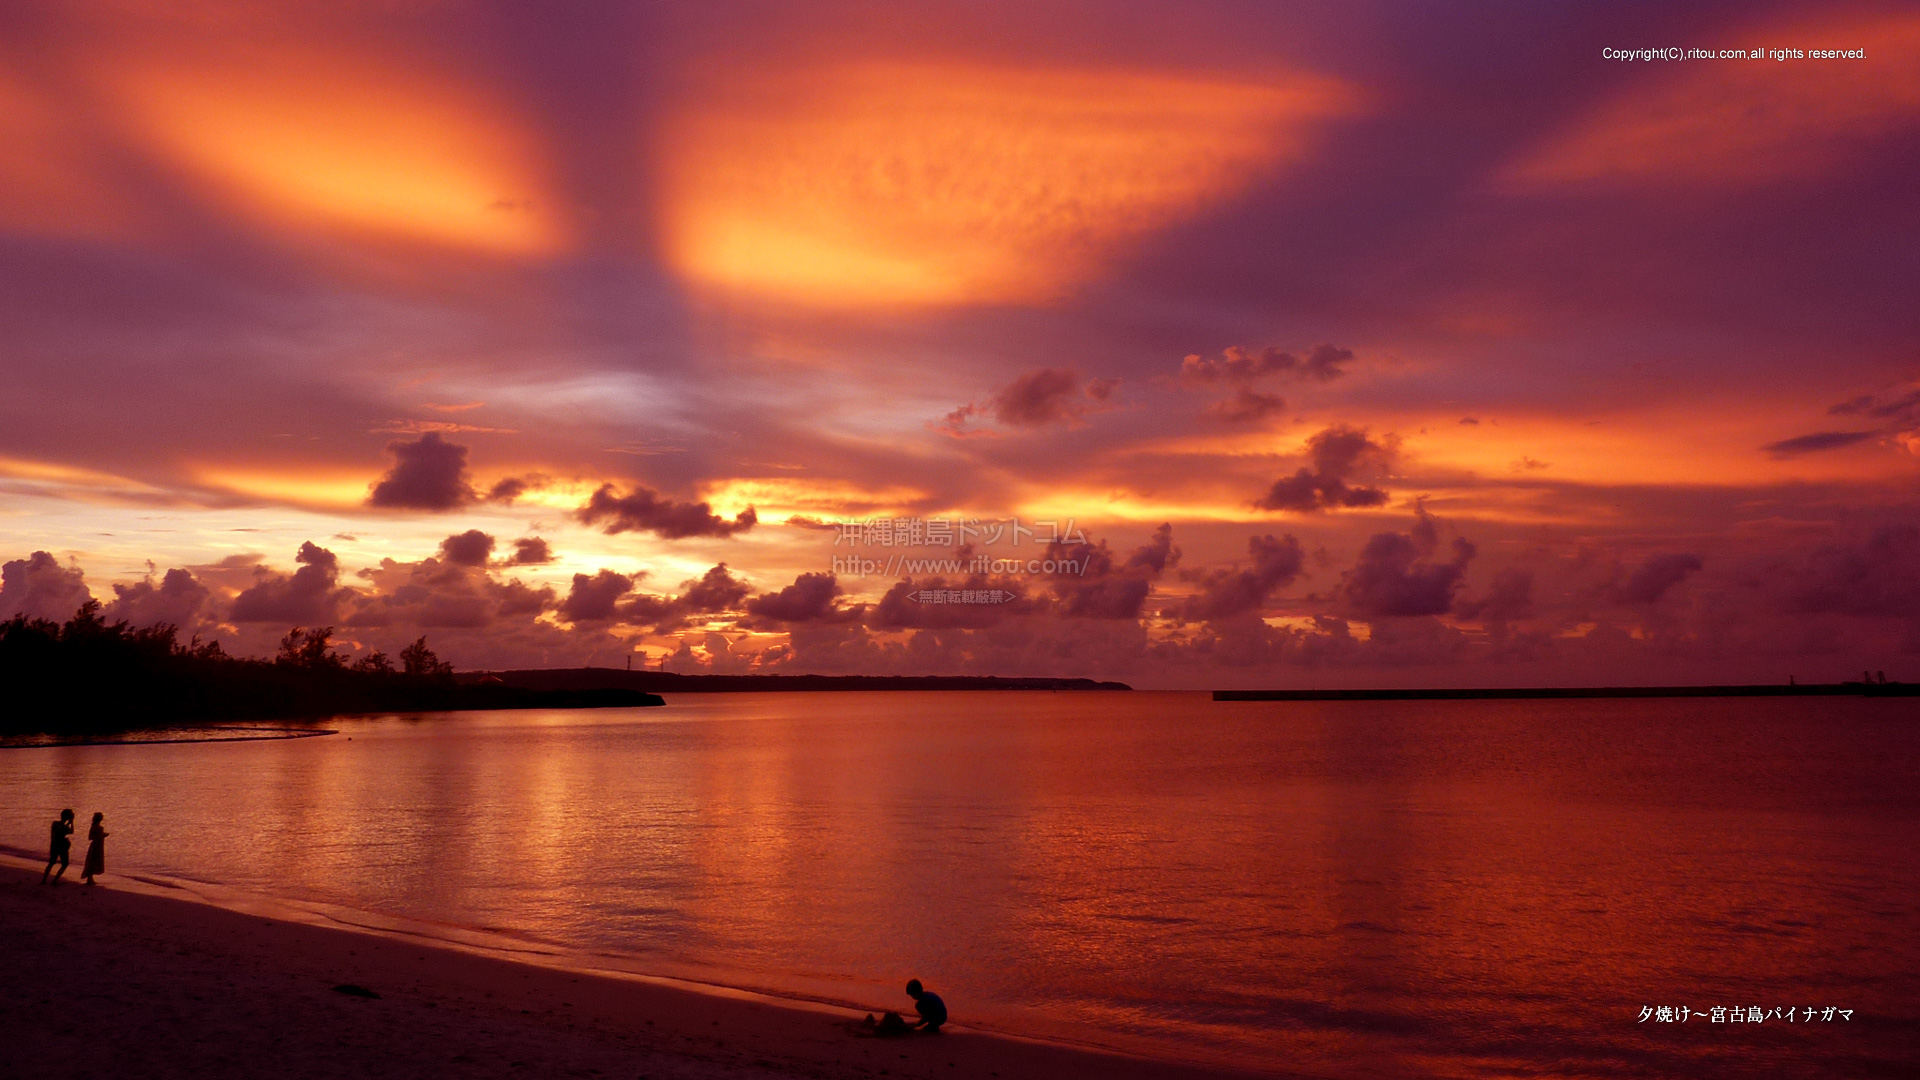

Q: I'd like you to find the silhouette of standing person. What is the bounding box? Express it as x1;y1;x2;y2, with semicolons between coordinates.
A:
80;812;107;886
42;809;74;885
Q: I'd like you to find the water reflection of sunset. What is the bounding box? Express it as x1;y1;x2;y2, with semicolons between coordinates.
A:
2;696;1912;1075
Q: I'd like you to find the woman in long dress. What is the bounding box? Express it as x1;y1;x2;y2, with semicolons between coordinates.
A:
80;812;107;885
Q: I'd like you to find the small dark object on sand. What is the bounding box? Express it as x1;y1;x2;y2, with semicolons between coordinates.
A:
332;983;381;999
860;1011;912;1037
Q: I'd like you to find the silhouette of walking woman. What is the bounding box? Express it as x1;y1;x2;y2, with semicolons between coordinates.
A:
41;809;74;885
80;812;107;886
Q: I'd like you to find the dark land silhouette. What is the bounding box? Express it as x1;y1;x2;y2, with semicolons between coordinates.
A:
464;668;1132;693
1;603;663;737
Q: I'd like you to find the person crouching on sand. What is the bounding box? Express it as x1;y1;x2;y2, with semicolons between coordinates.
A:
80;812;107;886
906;979;946;1032
42;808;74;884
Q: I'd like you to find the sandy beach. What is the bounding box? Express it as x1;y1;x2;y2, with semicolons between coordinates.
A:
0;862;1275;1080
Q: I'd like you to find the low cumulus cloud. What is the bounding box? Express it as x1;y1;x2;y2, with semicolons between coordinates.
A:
438;530;554;570
678;564;751;613
744;572;859;624
1255;426;1393;513
0;551;93;621
437;529;496;567
940;368;1118;435
561;563;753;629
1790;525;1920;619
870;574;1033;629
229;542;352;624
502;537;555;566
1180;533;1305;621
485;475;546;503
576;484;758;539
559;569;637;623
367;432;477;511
1608;553;1703;605
1342;513;1476;617
1455;568;1534;624
1052;523;1181;619
104;568;212;630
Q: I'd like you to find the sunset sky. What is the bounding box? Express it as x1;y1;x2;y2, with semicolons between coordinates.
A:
2;0;1917;687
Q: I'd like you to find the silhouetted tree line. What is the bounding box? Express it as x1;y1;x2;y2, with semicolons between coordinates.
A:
1;603;659;736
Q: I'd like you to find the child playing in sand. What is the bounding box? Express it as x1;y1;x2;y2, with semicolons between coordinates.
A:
856;980;948;1038
41;809;74;885
905;979;946;1032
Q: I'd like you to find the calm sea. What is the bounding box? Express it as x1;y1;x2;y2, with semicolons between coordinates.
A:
3;692;1916;1077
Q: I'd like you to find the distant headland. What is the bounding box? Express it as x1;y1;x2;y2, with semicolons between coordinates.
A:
464;668;1133;693
0;605;661;737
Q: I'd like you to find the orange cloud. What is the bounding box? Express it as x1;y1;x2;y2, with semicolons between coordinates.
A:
100;46;567;255
1506;12;1920;189
700;477;929;521
192;466;378;512
656;61;1358;308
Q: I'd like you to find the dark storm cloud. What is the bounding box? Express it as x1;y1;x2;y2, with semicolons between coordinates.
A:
1180;533;1304;621
1608;553;1703;605
1761;431;1877;457
104;568;212;629
1341;514;1476;618
437;530;496;567
941;368;1118;433
744;572;856;624
367;432;476;510
229;542;350;624
576;485;758;539
0;551;93;621
1255;426;1391;512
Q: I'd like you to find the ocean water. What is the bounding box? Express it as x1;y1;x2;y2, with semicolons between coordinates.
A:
2;692;1915;1077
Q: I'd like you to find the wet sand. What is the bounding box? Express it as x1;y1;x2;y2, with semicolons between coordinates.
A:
0;863;1280;1080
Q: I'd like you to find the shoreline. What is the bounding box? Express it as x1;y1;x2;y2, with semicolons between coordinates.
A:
0;725;339;749
0;857;1286;1080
